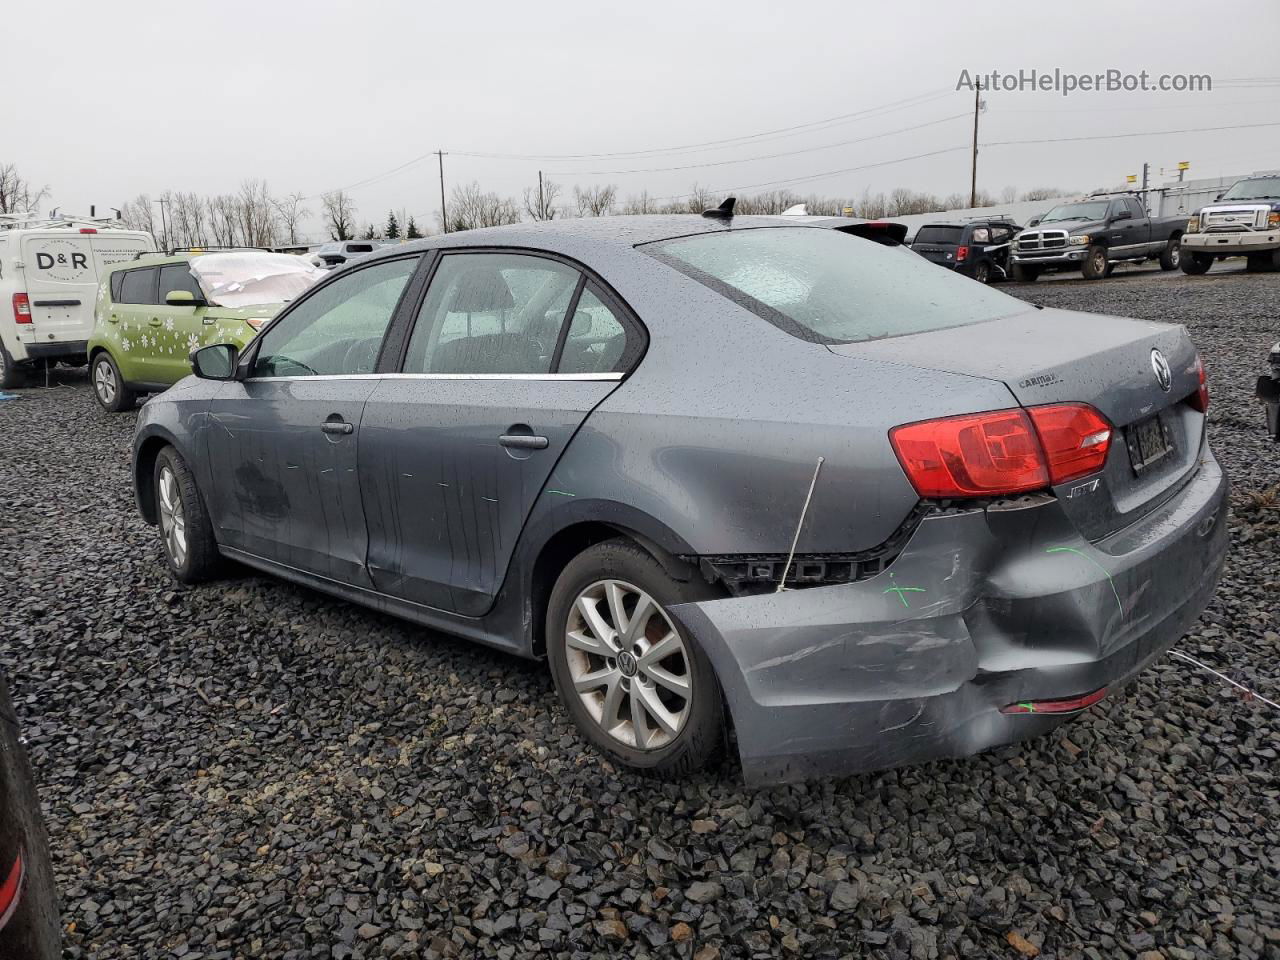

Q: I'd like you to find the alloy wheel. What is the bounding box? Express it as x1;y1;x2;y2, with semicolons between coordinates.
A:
94;359;117;405
1169;243;1181;267
564;579;692;750
158;466;187;568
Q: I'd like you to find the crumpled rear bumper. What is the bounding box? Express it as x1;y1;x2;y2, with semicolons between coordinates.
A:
672;452;1229;786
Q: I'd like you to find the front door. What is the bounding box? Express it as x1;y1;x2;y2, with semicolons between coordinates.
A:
154;262;207;383
358;252;640;616
204;255;421;585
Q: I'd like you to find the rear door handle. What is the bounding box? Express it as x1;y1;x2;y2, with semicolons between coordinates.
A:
499;434;548;450
321;420;354;436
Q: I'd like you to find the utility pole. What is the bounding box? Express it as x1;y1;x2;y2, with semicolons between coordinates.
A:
1140;161;1150;212
154;197;171;252
969;81;983;209
538;170;545;221
437;150;448;233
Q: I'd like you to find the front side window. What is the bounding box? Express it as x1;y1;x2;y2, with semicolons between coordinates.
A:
403;253;580;375
118;267;156;305
650;227;1021;344
158;263;202;301
251;256;418;377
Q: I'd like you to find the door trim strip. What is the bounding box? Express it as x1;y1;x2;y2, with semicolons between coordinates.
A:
244;372;624;383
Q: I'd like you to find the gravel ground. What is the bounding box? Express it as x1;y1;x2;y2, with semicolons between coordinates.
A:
1;268;1277;960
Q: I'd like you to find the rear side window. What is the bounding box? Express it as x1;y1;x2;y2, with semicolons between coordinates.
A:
558;286;636;374
117;267;157;305
403;253;581;375
650;227;1021;344
158;264;202;302
912;226;962;245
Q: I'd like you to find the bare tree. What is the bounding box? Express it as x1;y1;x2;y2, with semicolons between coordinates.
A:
524;177;562;221
573;183;617;217
0;163;50;214
1021;186;1072;201
120;194;156;237
273;191;310;245
207;195;241;246
235;179;278;247
619;190;657;215
322;190;357;240
440;182;520;232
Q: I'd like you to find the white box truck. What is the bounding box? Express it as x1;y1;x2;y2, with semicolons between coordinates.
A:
0;214;155;388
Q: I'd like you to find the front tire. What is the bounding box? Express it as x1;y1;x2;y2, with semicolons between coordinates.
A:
91;352;136;412
546;539;725;776
1159;234;1182;271
1180;252;1213;275
1011;263;1040;283
153;447;221;583
1082;245;1110;280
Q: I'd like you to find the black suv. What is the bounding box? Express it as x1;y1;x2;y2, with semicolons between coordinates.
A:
910;219;1020;283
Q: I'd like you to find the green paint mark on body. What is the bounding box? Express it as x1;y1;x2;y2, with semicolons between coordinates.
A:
1045;546;1124;618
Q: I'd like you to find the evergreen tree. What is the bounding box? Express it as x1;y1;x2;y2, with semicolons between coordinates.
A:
385;210;400;240
405;215;423;239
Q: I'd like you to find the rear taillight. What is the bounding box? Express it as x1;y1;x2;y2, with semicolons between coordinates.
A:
1027;403;1112;485
12;293;31;324
890;403;1113;499
890;409;1048;497
1000;687;1107;715
1190;355;1209;413
955;245;969;262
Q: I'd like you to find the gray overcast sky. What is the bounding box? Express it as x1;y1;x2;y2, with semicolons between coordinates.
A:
8;0;1280;237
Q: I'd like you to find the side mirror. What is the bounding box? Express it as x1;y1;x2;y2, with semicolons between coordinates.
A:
1027;217;1041;227
1215;193;1223;201
191;343;239;380
166;290;206;307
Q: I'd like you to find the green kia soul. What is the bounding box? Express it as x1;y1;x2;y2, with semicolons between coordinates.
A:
88;251;322;411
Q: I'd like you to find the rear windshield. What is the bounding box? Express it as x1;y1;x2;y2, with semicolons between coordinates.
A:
912;225;963;245
648;227;1021;344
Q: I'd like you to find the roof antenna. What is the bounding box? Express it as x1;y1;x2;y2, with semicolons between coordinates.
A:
701;196;736;220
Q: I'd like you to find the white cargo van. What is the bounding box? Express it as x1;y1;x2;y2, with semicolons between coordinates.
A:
0;215;155;388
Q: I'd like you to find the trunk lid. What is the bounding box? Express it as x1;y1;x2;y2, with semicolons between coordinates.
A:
19;231;153;342
829;307;1204;540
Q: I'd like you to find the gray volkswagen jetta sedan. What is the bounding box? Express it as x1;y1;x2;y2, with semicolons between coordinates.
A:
130;211;1227;785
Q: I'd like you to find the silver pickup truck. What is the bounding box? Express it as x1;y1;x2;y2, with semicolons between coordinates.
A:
1181;174;1280;275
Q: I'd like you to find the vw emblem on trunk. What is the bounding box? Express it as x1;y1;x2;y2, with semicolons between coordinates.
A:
1151;349;1172;392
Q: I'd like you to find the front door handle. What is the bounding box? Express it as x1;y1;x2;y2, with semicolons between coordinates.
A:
321;420;354;436
499;434;548;450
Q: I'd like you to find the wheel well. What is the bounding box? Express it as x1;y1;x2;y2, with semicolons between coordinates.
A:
134;437;172;525
527;521;700;658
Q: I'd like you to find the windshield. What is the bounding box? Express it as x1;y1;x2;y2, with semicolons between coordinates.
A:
190;252;324;308
648;227;1022;344
912;225;963;245
1220;176;1280;201
1039;201;1110;223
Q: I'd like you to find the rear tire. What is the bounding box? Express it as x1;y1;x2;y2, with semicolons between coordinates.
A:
153;446;222;583
546;539;725;777
92;352;137;412
1180;252;1213;275
1012;263;1040;283
1082;245;1110;280
0;341;26;390
972;261;991;284
1159;235;1182;271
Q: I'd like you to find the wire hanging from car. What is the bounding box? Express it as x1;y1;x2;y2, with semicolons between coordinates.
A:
777;457;824;594
1169;649;1280;713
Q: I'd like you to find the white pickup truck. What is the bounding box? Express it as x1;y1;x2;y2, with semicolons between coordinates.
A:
0;215;155;388
1180;173;1280;275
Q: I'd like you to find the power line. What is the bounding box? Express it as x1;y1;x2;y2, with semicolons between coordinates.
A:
983;118;1280;147
544;113;969;177
304;88;958;197
643;144;971;203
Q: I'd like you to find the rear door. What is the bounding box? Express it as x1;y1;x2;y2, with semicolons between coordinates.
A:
19;232;152;346
112;266;161;382
910;225;963;266
358;251;639;616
